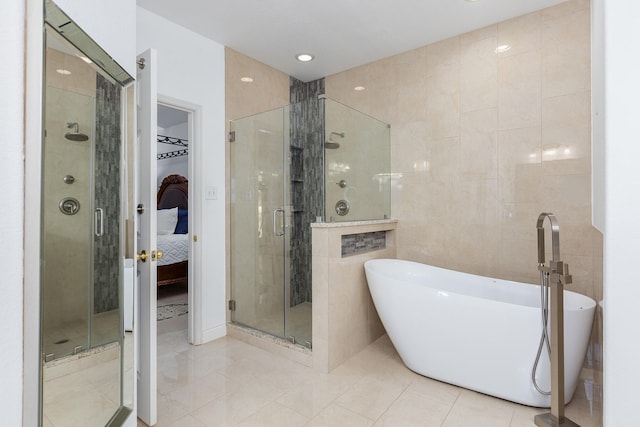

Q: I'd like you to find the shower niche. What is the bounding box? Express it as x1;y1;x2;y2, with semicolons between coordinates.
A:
229;92;390;348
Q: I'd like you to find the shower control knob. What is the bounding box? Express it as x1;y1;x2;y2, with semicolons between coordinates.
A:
335;199;350;216
59;197;80;215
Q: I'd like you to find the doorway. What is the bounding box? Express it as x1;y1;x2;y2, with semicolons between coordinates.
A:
156;103;193;341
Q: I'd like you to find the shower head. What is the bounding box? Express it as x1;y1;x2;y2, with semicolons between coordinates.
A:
65;122;89;142
325;131;345;149
324;141;340;149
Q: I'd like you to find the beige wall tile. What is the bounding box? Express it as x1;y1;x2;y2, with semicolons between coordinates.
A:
426;37;459;77
426;68;460;139
460;30;498;113
541;8;591;98
498;126;542;204
460;109;498;179
541;91;591;175
498;12;540;58
498;51;541;130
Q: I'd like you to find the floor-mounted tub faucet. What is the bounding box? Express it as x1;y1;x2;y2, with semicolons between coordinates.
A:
534;213;578;427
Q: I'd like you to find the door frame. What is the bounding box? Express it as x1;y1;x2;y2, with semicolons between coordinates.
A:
156;95;202;344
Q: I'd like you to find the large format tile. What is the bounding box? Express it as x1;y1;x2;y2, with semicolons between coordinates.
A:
307;403;374;427
334;375;406;421
373;391;451;427
150;315;600;427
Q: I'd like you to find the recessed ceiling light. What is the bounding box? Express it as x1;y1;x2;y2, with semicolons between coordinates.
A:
56;69;72;75
495;44;512;53
296;53;314;62
465;0;480;2
240;76;254;83
354;86;366;91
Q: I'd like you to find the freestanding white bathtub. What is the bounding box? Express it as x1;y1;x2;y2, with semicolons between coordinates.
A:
364;259;595;407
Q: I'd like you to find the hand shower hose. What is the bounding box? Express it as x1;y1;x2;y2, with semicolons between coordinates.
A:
532;269;552;396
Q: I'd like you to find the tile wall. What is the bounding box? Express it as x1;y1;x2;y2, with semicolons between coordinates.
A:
290;78;325;305
93;73;121;316
42;48;96;334
312;220;396;372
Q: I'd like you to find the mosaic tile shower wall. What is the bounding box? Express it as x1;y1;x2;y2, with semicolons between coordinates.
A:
93;73;121;314
289;77;325;306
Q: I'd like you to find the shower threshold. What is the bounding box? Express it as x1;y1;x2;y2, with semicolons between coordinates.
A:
227;323;312;367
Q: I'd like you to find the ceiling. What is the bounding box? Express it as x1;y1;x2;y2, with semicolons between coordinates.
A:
137;0;568;82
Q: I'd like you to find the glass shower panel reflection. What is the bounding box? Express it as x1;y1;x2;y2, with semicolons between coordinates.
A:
41;8;132;425
42;29;122;360
230;108;288;338
323;98;391;222
42;86;93;359
91;73;122;348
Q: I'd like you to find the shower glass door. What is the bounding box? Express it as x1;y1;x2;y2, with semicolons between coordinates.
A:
42;46;122;362
42;86;94;359
230;107;290;339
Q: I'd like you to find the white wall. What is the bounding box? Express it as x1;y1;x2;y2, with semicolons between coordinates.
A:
54;0;136;76
137;7;227;342
596;0;640;425
0;2;25;425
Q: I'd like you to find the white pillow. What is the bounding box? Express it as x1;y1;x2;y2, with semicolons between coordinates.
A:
157;207;178;235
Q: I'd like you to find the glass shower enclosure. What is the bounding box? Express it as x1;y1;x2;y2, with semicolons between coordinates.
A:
229;96;390;348
42;33;122;361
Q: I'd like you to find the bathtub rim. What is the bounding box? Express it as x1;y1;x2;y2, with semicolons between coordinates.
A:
364;258;596;312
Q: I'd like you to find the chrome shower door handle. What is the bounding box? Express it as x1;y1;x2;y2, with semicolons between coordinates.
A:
95;208;104;237
273;208;285;236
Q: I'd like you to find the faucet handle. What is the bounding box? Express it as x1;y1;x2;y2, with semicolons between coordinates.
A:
561;263;572;285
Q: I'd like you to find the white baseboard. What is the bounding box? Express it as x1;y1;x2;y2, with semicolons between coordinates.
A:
200;323;226;344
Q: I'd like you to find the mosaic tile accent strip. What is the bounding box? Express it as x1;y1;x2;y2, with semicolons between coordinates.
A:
289;77;324;306
341;231;386;257
93;73;121;314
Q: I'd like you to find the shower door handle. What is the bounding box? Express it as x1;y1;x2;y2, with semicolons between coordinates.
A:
273;208;285;236
95;208;104;237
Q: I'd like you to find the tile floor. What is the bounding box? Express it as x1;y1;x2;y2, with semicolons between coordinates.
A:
42;309;120;359
43;333;134;427
145;289;602;427
244;302;313;347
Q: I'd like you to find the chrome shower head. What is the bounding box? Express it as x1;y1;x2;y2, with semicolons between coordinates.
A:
324;141;340;149
325;131;345;149
65;122;89;142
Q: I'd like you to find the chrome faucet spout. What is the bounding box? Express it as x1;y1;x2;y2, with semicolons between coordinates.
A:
536;213;571;284
536;212;561;264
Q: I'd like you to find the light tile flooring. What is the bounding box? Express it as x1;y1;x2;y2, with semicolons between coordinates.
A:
145;290;602;427
42;309;120;359
43;333;134;427
246;302;313;347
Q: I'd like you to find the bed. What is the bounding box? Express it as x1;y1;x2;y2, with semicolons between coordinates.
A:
157;174;189;286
